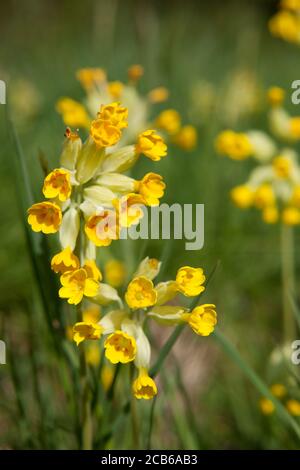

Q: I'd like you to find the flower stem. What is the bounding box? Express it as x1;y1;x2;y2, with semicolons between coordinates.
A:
280;223;296;343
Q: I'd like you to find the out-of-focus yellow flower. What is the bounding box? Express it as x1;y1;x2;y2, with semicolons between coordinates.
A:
51;247;80;274
286;399;300;416
230;185;254;209
148;87;169;103
125;276;157;309
269;10;300;44
267;86;285;106
176;266;205;297
281;0;300;11
84;211;118;247
43;168;72;202
56;97;91;128
83;305;101;323
262;205;279;224
289;116;300;139
291;185;300;206
260;397;275;415
76;67;106;90
90;118;121;147
108;81;124;99
59;268;99;305
104;330;136;364
282;206;300;224
117;193;145;227
98;102;128;130
85;343;101;366
132;367;157;400
136;172;166;206
73;321;103;346
254;184;275;209
128;64;144;82
272;155;292;178
270;383;287;398
173;125;197;150
215;130;253;160
136;130;167;161
182;304;217;336
155;109;181;135
27;202;62;234
101;365;114;391
104;259;126;288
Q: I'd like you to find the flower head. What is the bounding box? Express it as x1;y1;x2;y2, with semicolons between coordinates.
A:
155;109;181;135
104;330;136;364
267;86;285;106
51;247;80;274
136;172;166;206
184;304;217;336
59;268;99;305
286;399;300;416
56;98;90;128
148;87;169;103
230;185;254;209
90;118;121;147
215;130;252;160
98;102;128;130
132;368;157;400
282;206;300;225
260;398;275;415
117;193;145;227
176;266;205;297
125;276;157;309
43;168;72;202
272;155;292;178
108;81;124;99
270;383;287;398
136;130;167;161
85;211;118;247
76;67;106;90
173;125;197;150
73;321;103;346
27;202;62;234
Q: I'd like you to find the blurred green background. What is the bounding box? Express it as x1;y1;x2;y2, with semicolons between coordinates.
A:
1;0;300;449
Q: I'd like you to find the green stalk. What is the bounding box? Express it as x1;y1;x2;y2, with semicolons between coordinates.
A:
280;224;296;343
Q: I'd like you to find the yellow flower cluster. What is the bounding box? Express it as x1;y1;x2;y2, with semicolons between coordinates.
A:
72;257;217;399
56;65;197;151
28;102;167;255
216;86;300;225
269;0;300;45
260;383;300;416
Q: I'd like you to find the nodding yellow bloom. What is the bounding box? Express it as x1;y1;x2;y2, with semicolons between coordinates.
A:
136;130;167;161
82;305;101;323
267;86;285;106
125;276;157;309
90;118;121;148
136;172;166;206
56;97;91;128
272;155;291;178
85;211;118;247
104;259;126;288
155;109;181;135
230;185;254;209
83;260;102;281
85;343;101;366
148;87;169;103
43;168;72;202
59;268;99;305
183;304;217;336
176;266;205;297
262;205;279;224
282;206;300;225
51;247;80;274
254;184;275;209
289;117;300;139
132;368;157;400
286;399;300;416
215;130;252;160
104;330;136;364
173;125;197;150
128;64;144;82
27;201;62;234
117;193;145;227
260;397;275;415
98;102;128;130
108;81;124;99
269;10;300;44
270;383;287;399
73;321;103;346
76;67;106;90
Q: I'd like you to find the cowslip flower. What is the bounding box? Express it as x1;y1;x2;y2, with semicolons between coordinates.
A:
136;130;167;161
155;109;181;135
59;268;100;305
136;172;166;206
175;266;206;297
43;168;72;202
51;246;80;274
27;202;62;234
215;130;253;160
173;125;197;150
125;276;157;309
132;367;157;400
